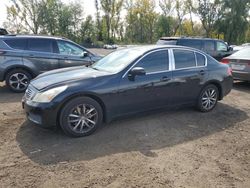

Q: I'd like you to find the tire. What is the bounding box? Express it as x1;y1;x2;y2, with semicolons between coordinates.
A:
59;97;103;137
197;84;219;112
6;69;32;92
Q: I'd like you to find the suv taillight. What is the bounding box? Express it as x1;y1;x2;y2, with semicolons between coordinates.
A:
221;58;229;64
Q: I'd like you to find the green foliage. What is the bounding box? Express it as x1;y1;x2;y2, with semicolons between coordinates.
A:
3;0;250;45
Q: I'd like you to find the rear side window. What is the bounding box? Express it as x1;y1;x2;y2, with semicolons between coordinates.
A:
178;40;202;49
173;49;196;69
4;39;27;50
196;53;206;66
28;39;53;53
136;50;169;73
204;41;215;51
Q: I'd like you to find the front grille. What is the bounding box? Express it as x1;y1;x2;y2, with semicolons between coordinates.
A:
25;86;36;100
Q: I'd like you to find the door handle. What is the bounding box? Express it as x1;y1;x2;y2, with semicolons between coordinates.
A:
199;70;205;75
161;76;170;82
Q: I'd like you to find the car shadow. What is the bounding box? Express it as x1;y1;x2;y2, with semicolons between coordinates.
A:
0;84;23;103
16;103;248;165
233;81;250;92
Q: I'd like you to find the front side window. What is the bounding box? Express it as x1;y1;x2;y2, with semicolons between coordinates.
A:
28;39;53;53
174;49;196;69
4;39;27;50
136;50;169;73
57;40;85;56
217;41;228;52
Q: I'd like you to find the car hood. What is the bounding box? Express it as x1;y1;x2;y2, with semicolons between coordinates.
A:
31;66;110;90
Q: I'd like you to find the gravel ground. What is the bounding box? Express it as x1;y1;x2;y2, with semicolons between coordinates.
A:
0;49;249;188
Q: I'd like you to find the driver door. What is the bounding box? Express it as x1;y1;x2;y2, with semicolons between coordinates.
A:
56;40;92;68
115;49;173;115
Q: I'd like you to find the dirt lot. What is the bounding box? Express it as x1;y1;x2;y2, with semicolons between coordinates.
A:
0;49;250;187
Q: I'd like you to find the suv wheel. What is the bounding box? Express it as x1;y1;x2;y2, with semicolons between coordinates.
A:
197;84;219;112
6;69;32;92
60;97;103;137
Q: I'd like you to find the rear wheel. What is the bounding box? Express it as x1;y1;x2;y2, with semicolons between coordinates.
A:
197;84;219;112
6;69;32;92
59;97;103;137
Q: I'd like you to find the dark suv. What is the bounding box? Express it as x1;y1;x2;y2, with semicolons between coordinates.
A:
0;35;101;92
157;37;233;61
0;28;8;35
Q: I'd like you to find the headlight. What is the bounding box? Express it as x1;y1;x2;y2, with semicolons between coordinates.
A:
32;85;68;103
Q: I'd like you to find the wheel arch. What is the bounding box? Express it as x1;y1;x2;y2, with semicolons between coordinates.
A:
202;80;223;100
4;65;36;80
57;93;107;126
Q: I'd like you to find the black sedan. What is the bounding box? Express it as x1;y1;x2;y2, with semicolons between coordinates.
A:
22;45;233;137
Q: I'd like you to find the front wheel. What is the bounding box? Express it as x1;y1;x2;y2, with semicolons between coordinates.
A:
6;69;32;92
197;84;219;112
59;97;103;137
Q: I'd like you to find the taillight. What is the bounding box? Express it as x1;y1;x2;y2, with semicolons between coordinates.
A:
227;67;232;76
221;58;229;64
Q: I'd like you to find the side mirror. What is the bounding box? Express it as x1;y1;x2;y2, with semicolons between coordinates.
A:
128;67;146;79
228;46;233;51
82;51;88;57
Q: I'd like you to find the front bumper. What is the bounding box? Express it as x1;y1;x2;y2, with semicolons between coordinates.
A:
22;98;58;128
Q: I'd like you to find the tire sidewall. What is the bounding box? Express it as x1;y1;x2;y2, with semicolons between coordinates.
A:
198;84;219;112
60;97;103;137
6;69;32;92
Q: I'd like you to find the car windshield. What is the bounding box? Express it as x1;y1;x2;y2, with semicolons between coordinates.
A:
232;48;250;59
91;48;143;73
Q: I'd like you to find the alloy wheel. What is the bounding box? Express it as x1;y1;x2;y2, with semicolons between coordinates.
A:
67;104;98;134
9;73;29;91
201;88;217;110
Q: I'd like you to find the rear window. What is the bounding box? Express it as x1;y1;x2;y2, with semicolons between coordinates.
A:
178;39;202;49
4;39;27;50
174;49;196;69
28;39;53;53
196;53;206;66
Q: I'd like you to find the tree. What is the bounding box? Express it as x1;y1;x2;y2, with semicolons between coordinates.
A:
9;0;43;34
125;0;157;43
196;0;221;37
216;0;250;44
3;5;27;33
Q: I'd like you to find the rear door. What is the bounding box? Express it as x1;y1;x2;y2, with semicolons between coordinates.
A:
171;49;208;105
56;40;92;68
23;38;59;74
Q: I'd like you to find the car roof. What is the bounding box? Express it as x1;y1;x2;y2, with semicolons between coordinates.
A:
159;36;223;42
0;34;66;40
119;45;206;55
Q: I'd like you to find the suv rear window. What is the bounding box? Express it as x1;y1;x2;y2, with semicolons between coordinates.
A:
178;39;202;50
157;39;177;45
28;39;53;53
4;39;27;50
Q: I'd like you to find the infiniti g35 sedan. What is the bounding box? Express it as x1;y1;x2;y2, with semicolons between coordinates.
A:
22;45;233;137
